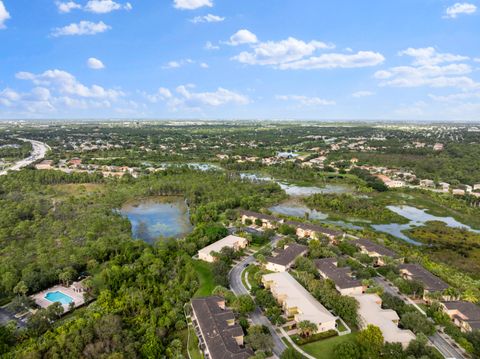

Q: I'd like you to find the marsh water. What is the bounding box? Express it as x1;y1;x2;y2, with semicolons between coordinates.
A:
120;197;193;244
372;205;480;245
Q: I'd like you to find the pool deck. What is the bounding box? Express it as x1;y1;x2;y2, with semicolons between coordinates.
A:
31;284;86;313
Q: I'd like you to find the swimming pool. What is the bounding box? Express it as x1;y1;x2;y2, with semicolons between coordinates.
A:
44;291;74;305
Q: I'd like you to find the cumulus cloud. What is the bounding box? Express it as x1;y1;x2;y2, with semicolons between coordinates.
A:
375;47;478;89
200;62;209;68
444;2;477;18
87;57;105;69
173;0;213;10
278;51;384;70
234;37;334;65
227;29;258;46
52;21;111;36
162;59;194;69
146;84;249;109
230;33;383;70
56;0;131;13
352;91;374;98
190;14;224;23
16;69;123;100
204;41;220;50
56;1;82;13
276;95;335;106
0;1;11;29
84;0;132;13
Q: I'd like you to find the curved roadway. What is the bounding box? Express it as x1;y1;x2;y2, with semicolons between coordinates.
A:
0;138;50;176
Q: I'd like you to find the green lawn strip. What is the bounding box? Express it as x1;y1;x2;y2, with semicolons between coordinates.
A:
187;326;203;359
300;332;358;359
192;260;216;298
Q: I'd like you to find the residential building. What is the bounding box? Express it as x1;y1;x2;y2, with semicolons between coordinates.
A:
265;243;308;272
399;264;449;297
352;293;416;348
239;210;281;229
420;179;435;188
376;174;405;188
440;301;480;332
198;235;248;263
262;272;337;333
285;221;343;241
355;238;398;266
191;296;253;359
474;184;480;192
439;182;450;192
315;258;364;295
433;143;444;151
452;189;466;196
35;160;54;170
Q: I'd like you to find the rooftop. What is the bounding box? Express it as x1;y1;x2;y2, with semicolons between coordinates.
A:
442;301;480;330
239;210;280;222
399;263;449;292
355;238;397;258
315;257;363;289
266;243;308;266
285;220;343;237
191;296;253;359
198;235;247;255
353;293;416;346
262;272;337;326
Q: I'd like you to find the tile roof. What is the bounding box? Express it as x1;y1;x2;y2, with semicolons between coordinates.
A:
399;263;449;292
191;296;253;359
266;243;308;266
355;238;397;258
315;257;363;289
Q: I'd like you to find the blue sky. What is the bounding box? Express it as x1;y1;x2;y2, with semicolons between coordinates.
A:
0;0;479;121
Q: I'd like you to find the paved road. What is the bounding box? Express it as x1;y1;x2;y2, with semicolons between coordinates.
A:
374;277;465;359
0;138;50;176
229;237;287;358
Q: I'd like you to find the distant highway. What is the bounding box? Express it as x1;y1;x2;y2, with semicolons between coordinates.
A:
0;138;50;176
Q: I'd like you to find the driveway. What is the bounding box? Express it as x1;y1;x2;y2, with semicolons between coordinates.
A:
229;237;287;358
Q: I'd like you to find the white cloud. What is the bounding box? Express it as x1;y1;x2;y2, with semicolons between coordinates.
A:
399;47;469;66
84;0;132;14
52;21;111;36
444;2;477;18
146;87;173;103
147;84;249;109
190;14;224;23
352;91;374;98
227;29;258;46
234;37;334;65
474;58;480;63
0;1;11;29
200;62;209;68
16;69;123;100
231;34;383;70
87;57;105;69
276;95;335;106
375;47;478;89
173;0;213;10
56;1;82;13
162;59;194;69
277;51;385;70
429;91;480;102
204;41;220;50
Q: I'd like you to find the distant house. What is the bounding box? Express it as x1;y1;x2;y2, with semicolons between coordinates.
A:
239;210;281;229
35;160;54;170
198;235;248;263
474;184;480;192
315;258;364;296
438;182;450;192
191;296;253;359
440;301;480;333
285;221;343;241
376;175;405;189
262;272;337;333
353;293;416;348
433;143;444;151
452;189;466;196
265;243;308;272
355;238;399;266
420;179;435;188
68;158;82;167
398;264;449;298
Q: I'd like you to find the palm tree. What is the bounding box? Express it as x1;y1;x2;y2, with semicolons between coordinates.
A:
297;320;317;338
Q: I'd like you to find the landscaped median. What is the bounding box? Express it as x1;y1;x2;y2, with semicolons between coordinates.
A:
299;332;359;359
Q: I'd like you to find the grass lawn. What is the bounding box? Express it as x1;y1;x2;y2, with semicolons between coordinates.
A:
187;327;203;359
192;260;216;298
301;332;358;359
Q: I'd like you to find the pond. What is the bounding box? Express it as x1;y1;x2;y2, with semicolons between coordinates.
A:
269;200;364;230
240;173;354;197
119;197;193;244
371;205;480;245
